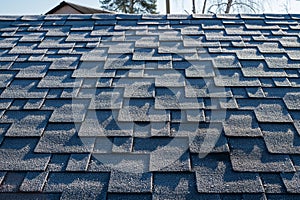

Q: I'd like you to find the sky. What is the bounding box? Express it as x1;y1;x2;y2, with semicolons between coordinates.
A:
0;0;300;15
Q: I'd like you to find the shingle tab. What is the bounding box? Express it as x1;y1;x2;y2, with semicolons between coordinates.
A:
215;68;262;87
133;48;172;61
66;154;90;171
189;124;229;153
118;99;169;122
241;60;287;77
261;124;300;154
0;138;50;171
0;172;26;192
112;137;133;153
155;87;204;109
229;138;295;172
281;173;300;193
153;173;214;199
223;111;262;137
20;172;48;192
44;172;109;199
108;171;152;193
254;101;292;122
261;173;286;193
88;153;150;172
134;137;190;171
0;71;15;88
1;110;51;137
38;71;82;88
193;154;264;193
79;110;133;137
35;124;94;153
88;90;122;109
43;99;88;123
283;92;300;110
49;57;79;70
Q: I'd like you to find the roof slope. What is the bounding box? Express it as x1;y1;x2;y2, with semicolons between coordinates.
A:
0;14;300;199
46;1;113;14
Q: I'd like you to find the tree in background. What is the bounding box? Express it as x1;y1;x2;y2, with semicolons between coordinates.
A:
99;0;157;14
202;0;262;14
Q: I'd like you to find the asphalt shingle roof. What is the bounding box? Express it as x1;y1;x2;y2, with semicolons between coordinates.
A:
0;13;300;199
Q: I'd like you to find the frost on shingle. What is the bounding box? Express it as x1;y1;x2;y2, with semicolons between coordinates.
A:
133;48;172;61
72;61;115;78
78;110;133;137
153;173;207;199
108;171;152;193
118;99;169;122
261;124;300;154
0;138;50;171
212;54;241;68
189;124;229;153
1;13;300;197
1;79;48;98
11;62;49;78
9;43;47;54
240;60;287;77
2;111;51;137
281;172;300;193
155;87;204;109
38;71;82;88
134;137;190;171
104;54;144;69
43;99;88;123
229;138;295;172
214;69;261;87
223;111;262;137
35;124;94;153
283;92;300;110
66;154;90;171
20;172;48;192
88;153;149;172
193;154;264;193
88;89;123;109
44;172;109;199
254;101;293;122
124;82;154;98
0;71;15;88
185;60;215;78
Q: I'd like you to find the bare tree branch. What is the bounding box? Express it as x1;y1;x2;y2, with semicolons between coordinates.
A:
207;2;228;14
231;2;257;13
225;0;233;13
204;0;265;14
202;0;208;14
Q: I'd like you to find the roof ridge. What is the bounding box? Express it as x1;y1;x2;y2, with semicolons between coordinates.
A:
46;1;112;14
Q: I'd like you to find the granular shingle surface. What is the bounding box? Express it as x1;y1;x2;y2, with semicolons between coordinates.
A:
0;13;300;199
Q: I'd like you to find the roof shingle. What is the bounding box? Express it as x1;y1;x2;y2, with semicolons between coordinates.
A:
0;13;300;198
